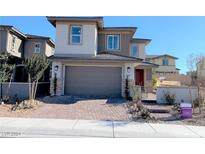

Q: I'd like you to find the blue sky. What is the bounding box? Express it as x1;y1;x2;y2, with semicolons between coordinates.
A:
1;16;205;74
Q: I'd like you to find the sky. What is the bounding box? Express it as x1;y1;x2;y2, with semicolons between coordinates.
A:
1;16;205;74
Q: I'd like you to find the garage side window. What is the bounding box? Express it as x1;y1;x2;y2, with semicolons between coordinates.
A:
70;26;82;44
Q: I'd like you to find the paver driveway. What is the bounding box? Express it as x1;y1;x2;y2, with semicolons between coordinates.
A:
30;96;129;121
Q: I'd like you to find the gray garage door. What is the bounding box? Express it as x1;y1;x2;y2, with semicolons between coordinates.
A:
64;66;122;97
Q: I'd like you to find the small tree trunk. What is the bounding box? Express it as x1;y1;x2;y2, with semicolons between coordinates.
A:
198;84;202;114
31;81;35;100
28;74;32;100
33;80;39;100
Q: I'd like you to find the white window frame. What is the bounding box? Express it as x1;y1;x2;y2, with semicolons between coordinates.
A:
131;44;139;57
34;43;41;53
107;35;120;51
70;26;82;45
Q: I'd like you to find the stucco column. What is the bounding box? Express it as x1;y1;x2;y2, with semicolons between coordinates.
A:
50;61;63;96
122;63;135;97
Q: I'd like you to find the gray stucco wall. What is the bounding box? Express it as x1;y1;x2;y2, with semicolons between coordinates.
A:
0;83;29;100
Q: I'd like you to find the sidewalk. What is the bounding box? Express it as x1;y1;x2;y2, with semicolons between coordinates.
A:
0;117;205;138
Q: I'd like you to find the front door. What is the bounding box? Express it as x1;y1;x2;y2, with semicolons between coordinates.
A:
135;69;144;86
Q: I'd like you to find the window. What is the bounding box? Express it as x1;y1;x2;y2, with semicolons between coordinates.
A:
34;43;41;53
70;26;82;44
162;59;169;66
131;45;139;57
11;36;16;50
107;35;120;50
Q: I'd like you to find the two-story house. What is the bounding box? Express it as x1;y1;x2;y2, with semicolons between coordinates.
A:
145;54;180;77
0;25;55;81
0;25;54;60
47;16;157;98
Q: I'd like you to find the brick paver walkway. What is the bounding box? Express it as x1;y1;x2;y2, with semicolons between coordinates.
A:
30;96;129;121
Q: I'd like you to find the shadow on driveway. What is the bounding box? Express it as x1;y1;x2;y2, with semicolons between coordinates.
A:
40;95;126;105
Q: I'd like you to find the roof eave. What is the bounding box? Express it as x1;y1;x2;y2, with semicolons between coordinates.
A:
47;16;104;28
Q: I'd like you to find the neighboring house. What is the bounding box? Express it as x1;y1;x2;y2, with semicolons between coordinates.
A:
0;25;54;59
145;54;180;76
0;25;55;82
47;16;157;98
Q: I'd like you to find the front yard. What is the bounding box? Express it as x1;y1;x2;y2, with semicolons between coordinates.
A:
1;95;205;126
0;96;129;121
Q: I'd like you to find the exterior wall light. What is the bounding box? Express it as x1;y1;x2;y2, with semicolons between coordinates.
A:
54;65;59;72
127;67;131;73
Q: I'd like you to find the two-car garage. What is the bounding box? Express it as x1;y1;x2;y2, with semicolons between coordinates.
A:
64;66;122;98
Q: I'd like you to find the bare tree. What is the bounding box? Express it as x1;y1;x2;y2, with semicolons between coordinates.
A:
187;53;205;114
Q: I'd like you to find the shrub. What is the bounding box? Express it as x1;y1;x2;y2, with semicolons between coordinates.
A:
193;94;204;109
171;103;181;115
127;97;154;121
152;76;158;89
163;91;176;105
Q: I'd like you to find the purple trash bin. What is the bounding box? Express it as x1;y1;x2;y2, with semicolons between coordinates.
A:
180;103;192;119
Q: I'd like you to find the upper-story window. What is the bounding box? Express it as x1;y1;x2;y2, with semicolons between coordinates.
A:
107;35;120;50
11;36;16;50
131;45;139;57
70;26;82;44
34;43;41;53
162;59;169;66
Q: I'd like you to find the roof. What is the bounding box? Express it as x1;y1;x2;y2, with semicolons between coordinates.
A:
146;54;178;59
131;38;151;45
100;27;137;35
142;61;159;67
0;25;26;39
47;16;104;28
26;34;50;39
25;34;55;47
49;52;143;62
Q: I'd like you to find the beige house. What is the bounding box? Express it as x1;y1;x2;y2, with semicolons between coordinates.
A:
47;16;157;98
197;58;205;77
0;25;55;60
0;25;55;82
145;54;179;76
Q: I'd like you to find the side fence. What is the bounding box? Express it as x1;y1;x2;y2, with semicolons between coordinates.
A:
0;82;50;100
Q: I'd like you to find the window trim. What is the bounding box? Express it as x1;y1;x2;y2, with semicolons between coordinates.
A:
106;34;120;51
130;44;139;57
70;25;82;45
34;42;41;53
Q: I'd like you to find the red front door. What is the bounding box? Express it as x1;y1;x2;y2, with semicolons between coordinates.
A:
135;69;144;86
